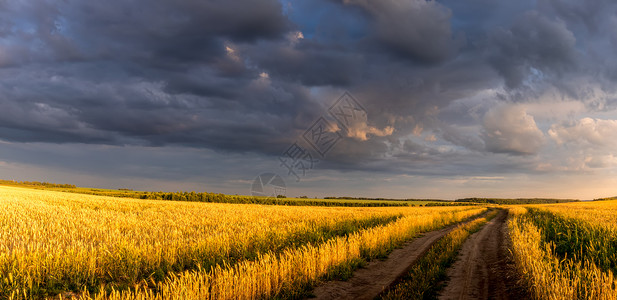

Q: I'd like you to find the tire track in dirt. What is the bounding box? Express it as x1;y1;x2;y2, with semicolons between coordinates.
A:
438;209;526;300
307;214;486;300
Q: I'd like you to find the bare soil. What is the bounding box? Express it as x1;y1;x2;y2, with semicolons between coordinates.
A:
438;209;527;300
307;220;472;300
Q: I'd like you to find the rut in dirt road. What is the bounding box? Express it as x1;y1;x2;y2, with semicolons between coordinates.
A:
307;226;452;300
438;210;524;300
307;213;488;300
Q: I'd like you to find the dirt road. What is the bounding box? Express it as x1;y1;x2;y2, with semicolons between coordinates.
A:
438;209;525;300
308;220;474;300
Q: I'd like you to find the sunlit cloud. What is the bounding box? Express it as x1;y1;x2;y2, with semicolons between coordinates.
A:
482;105;544;155
549;118;617;147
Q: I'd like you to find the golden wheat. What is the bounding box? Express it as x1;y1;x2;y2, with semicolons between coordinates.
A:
508;204;617;300
0;185;482;299
101;208;484;299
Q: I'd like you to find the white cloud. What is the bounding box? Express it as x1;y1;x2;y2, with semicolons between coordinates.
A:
549;117;617;146
533;118;617;172
585;155;617;169
482;105;544;155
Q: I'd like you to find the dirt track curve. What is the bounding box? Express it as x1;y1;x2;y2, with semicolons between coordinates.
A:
438;209;525;300
307;217;480;300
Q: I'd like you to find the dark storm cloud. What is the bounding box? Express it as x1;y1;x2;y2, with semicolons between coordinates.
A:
1;0;617;184
0;62;321;154
538;0;616;34
0;0;292;63
0;0;315;154
487;11;578;89
339;0;463;64
250;40;364;86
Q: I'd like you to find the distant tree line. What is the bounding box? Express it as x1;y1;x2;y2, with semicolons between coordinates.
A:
455;198;579;205
323;196;449;202
423;202;476;207
0;180;76;189
136;191;414;207
135;192;478;207
593;196;617;201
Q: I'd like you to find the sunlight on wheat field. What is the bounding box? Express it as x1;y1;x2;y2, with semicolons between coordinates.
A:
508;201;617;300
0;186;484;299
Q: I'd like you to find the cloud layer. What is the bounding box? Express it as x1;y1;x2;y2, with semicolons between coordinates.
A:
1;0;617;198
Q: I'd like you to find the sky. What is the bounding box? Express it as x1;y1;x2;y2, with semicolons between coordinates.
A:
1;0;617;200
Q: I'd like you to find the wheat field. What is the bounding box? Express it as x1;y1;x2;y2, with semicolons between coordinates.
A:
0;186;483;299
8;183;617;299
508;201;617;299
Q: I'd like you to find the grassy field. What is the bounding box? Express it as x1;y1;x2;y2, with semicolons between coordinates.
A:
0;185;484;299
